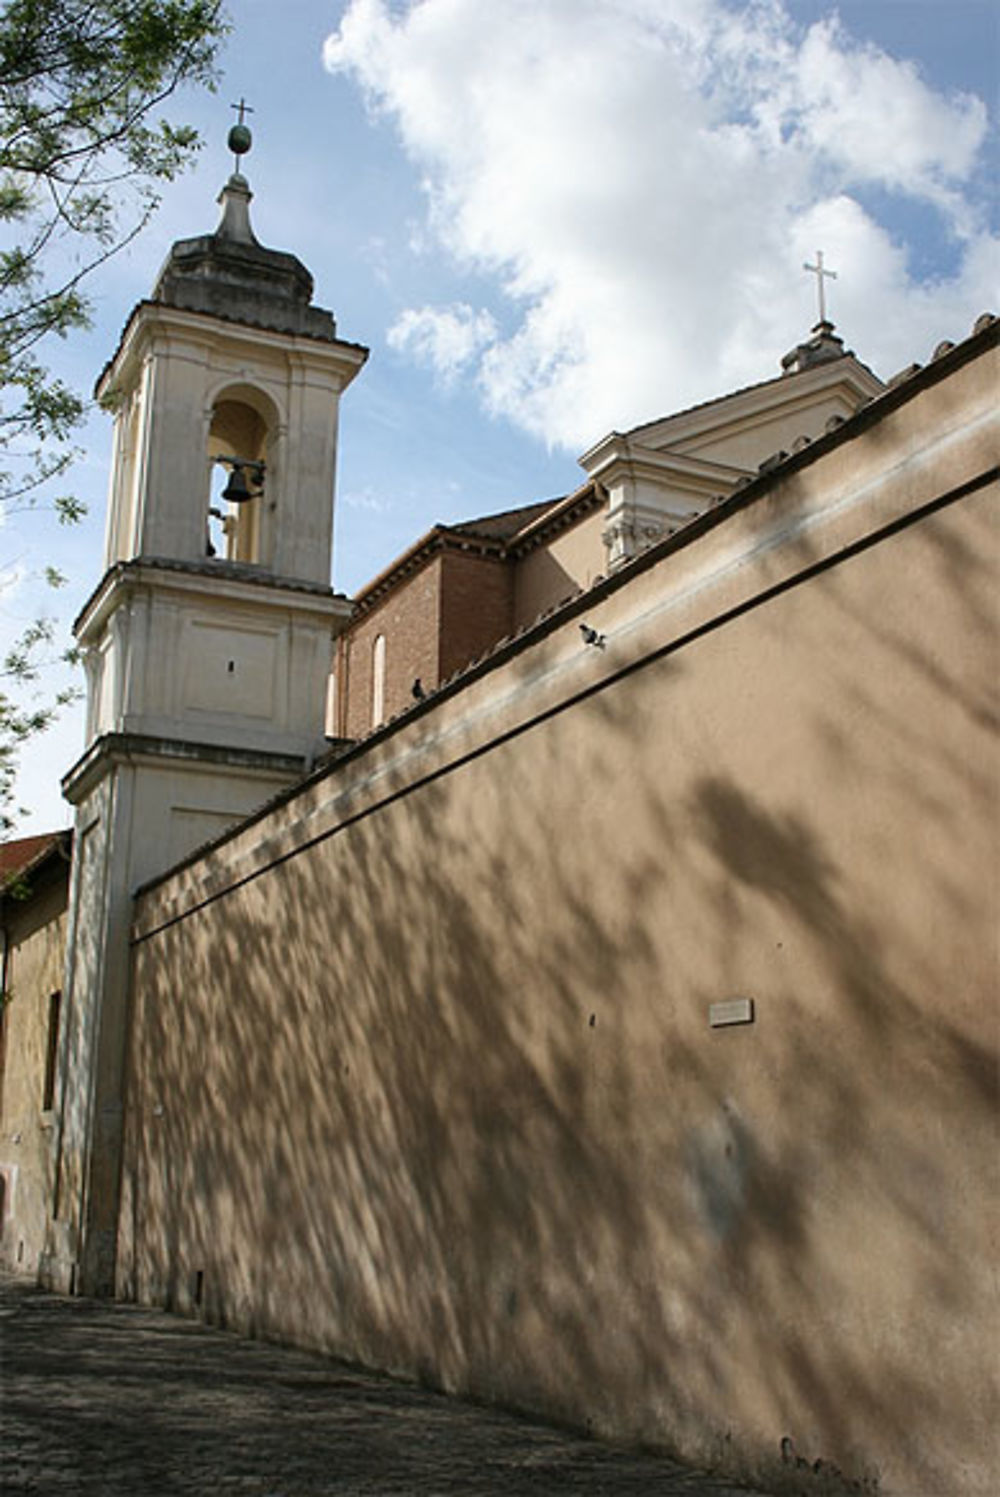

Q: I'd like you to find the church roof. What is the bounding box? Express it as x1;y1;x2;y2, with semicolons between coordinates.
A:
93;162;370;403
350;482;604;615
355;308;998;719
450;497;560;541
610;330;881;449
151;171;340;342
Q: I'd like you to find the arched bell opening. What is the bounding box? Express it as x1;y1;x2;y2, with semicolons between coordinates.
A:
205;388;277;566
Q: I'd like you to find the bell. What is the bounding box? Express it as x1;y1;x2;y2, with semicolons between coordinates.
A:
221;463;253;504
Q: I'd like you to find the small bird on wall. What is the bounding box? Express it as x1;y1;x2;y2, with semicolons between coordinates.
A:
412;678;426;700
579;623;606;648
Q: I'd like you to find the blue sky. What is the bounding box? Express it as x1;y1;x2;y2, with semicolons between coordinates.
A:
2;0;997;830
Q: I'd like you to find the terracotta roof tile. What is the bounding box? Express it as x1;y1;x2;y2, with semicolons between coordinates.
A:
451;497;562;541
0;830;70;889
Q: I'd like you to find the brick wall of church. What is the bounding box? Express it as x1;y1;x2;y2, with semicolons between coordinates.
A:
437;550;513;684
334;514;609;745
336;549;515;740
336;557;444;738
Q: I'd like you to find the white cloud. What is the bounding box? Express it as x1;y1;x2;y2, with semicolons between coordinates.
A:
325;0;996;449
388;303;498;382
786;19;986;211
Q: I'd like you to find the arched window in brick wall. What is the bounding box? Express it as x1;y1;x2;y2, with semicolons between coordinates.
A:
372;634;386;728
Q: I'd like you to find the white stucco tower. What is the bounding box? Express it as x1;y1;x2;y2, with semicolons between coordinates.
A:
44;141;368;1295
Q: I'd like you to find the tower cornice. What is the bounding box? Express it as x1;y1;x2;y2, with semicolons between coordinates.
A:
73;556;353;644
61;731;309;809
95;299;368;403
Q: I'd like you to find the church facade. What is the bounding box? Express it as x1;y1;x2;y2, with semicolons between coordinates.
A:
0;147;997;1497
332;320;883;737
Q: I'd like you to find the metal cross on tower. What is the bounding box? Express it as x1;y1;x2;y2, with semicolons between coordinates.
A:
228;98;255;172
803;250;837;326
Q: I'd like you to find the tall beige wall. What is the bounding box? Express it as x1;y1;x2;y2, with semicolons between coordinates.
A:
120;350;999;1497
1;873;68;1274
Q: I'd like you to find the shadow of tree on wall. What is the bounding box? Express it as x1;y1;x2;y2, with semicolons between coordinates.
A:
119;485;999;1495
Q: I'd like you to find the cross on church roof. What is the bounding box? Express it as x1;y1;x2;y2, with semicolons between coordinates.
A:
804;250;837;326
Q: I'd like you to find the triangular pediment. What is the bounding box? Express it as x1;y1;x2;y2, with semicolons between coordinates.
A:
615;352;883;468
579;346;884;571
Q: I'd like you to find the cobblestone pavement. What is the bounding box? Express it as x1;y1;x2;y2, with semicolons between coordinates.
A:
1;1275;773;1496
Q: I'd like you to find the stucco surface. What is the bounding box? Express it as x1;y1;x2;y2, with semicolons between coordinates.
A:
120;349;999;1497
1;878;67;1274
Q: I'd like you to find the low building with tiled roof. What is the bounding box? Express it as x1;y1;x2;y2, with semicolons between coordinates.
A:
1;829;71;1276
1;832;69;889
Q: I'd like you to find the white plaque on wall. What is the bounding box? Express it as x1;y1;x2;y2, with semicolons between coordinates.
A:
709;998;755;1028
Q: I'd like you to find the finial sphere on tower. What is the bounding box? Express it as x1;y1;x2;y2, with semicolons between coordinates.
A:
228;122;252;156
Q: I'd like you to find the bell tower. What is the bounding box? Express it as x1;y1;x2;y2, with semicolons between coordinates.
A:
44;123;368;1295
